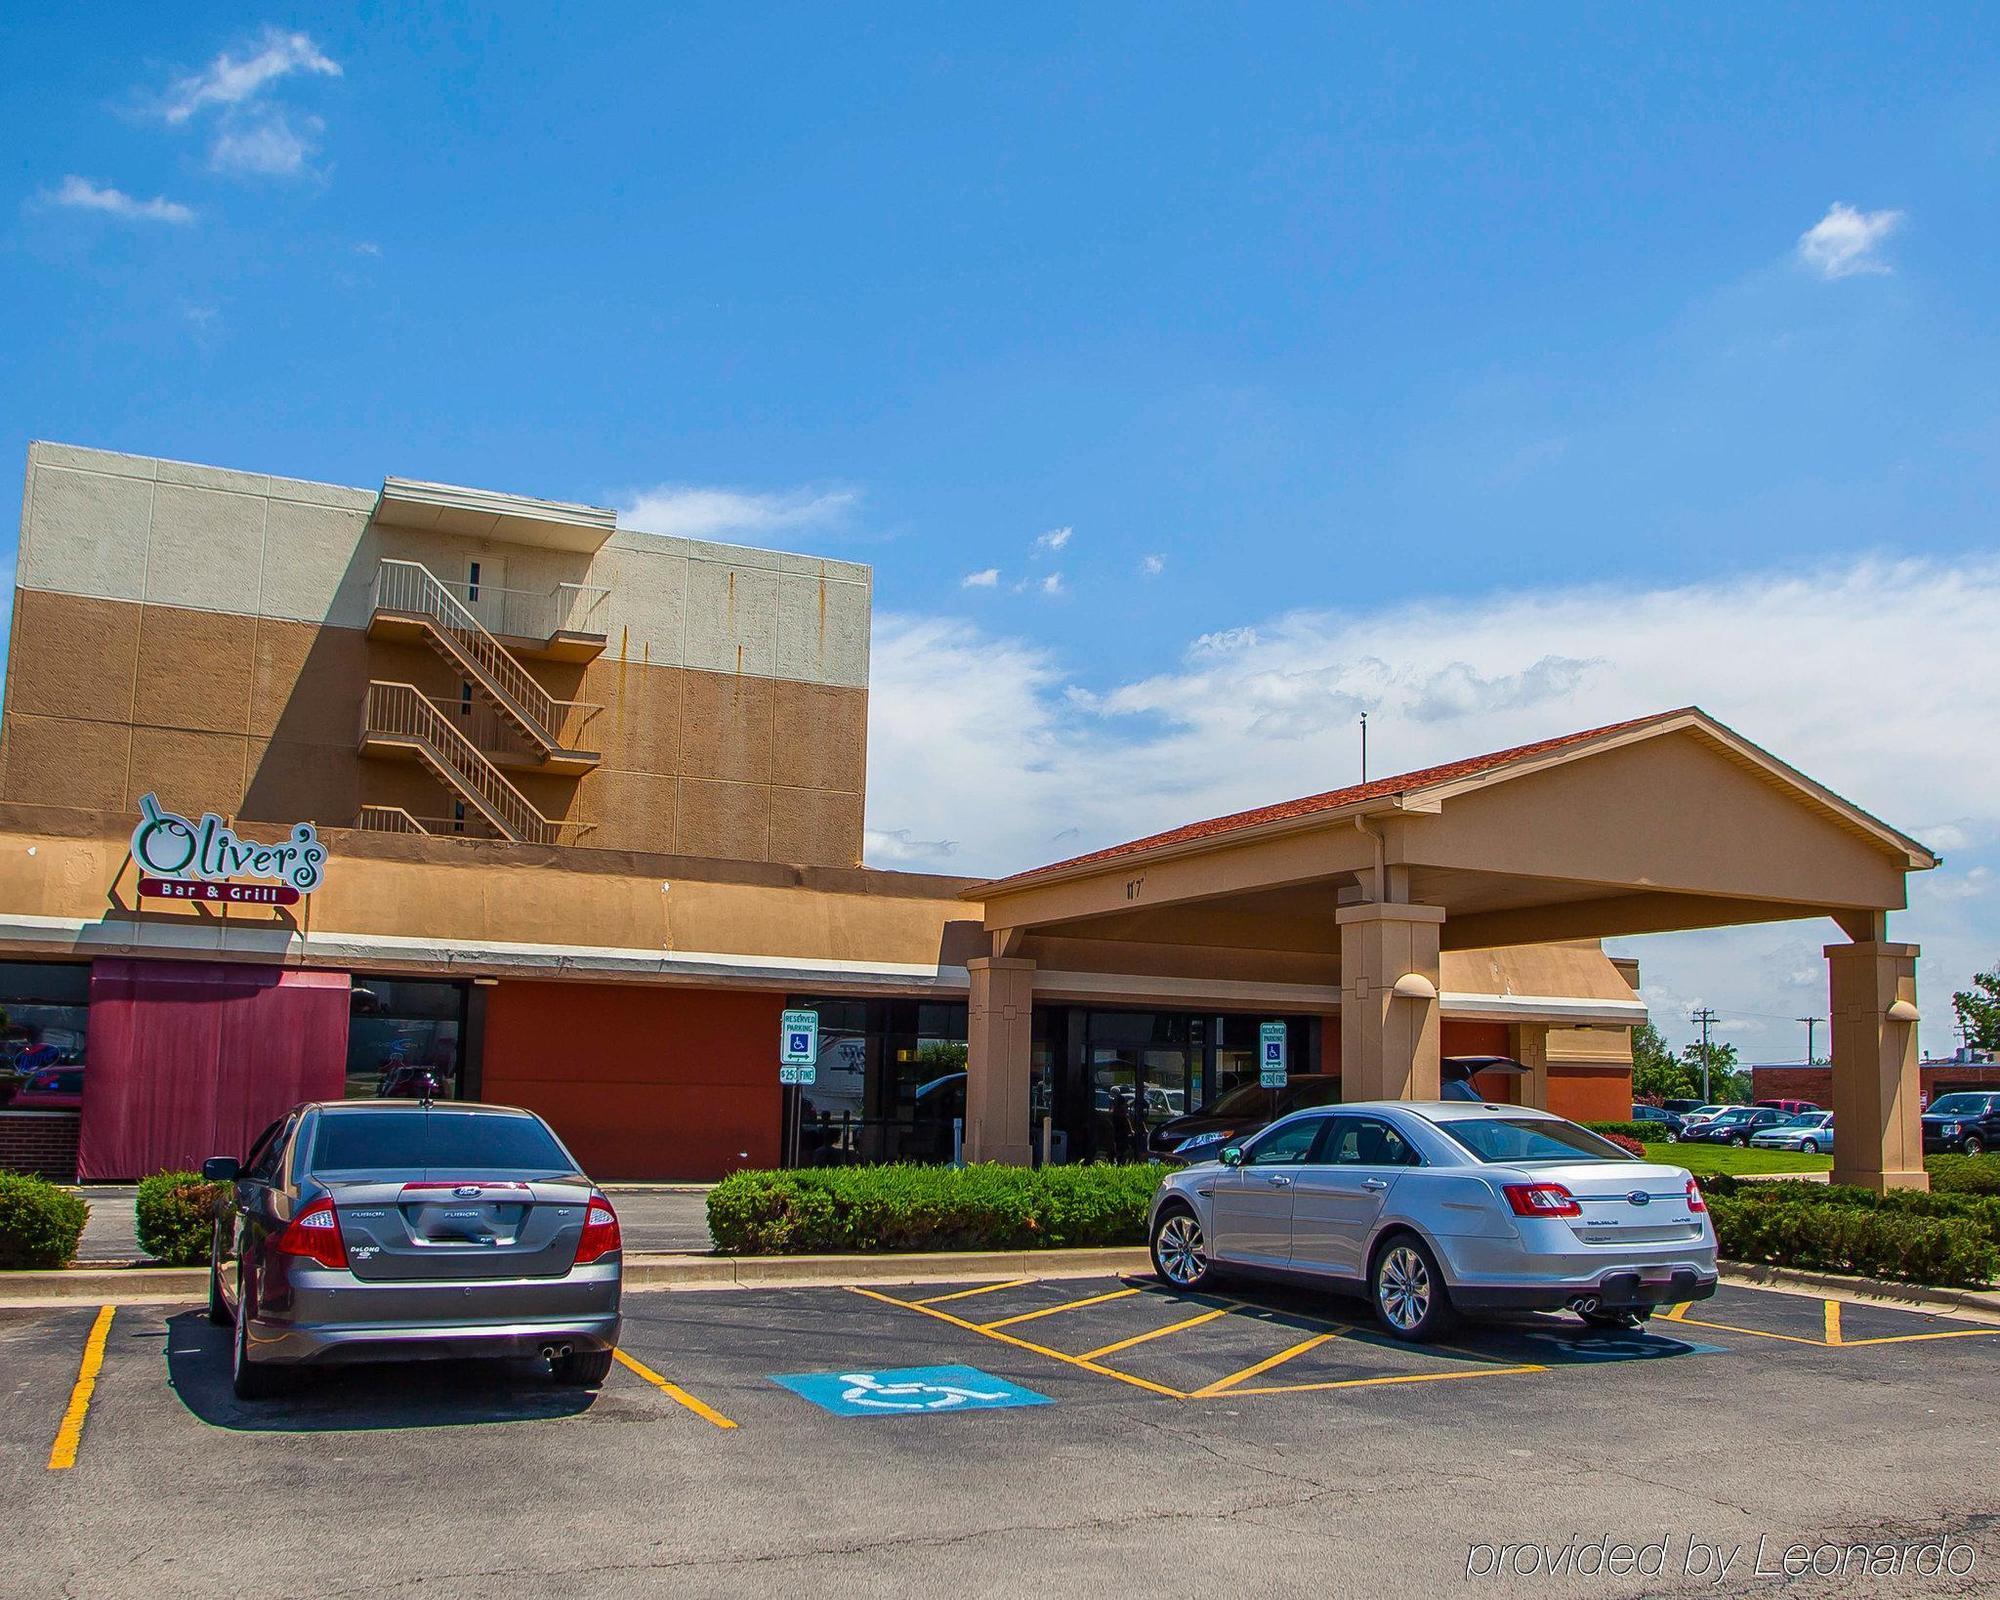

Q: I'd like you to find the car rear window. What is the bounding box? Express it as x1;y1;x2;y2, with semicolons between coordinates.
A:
1436;1116;1633;1164
310;1110;572;1174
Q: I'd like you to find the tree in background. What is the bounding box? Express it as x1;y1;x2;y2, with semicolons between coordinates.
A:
1951;969;2000;1052
1631;1022;1699;1102
1680;1038;1747;1102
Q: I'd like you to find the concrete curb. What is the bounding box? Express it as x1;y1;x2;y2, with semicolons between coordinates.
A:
0;1248;1154;1309
1718;1263;2000;1325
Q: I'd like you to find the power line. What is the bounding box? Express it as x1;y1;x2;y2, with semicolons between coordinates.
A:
1690;1007;1719;1102
1796;1016;1823;1067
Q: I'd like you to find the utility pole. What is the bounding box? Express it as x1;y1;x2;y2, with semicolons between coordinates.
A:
1796;1016;1822;1068
1359;712;1369;784
1691;1007;1718;1102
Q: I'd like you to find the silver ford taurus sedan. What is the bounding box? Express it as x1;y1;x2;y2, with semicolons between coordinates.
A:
1148;1100;1716;1340
205;1100;623;1399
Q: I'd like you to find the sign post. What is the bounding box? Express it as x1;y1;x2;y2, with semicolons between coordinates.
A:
1259;1022;1288;1121
780;1010;819;1168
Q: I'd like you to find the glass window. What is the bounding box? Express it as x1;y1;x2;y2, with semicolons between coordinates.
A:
0;962;91;1098
1439;1116;1632;1165
1928;1093;1990;1117
311;1108;571;1174
1243;1117;1324;1166
347;979;466;1099
1323;1116;1421;1167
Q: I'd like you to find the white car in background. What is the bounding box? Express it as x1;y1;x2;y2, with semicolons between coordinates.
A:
1750;1111;1834;1153
1148;1100;1717;1340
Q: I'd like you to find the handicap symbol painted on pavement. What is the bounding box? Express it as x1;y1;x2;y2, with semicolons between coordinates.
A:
770;1365;1052;1417
1516;1330;1725;1364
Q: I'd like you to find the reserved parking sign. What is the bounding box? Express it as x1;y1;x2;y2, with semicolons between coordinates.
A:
780;1008;819;1086
1259;1021;1287;1088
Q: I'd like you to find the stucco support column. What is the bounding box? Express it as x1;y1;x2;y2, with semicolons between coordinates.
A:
1337;902;1445;1102
1826;936;1927;1193
965;956;1035;1166
1509;1023;1551;1109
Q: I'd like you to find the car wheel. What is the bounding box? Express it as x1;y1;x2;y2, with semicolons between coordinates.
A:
231;1270;284;1401
1965;1135;1986;1157
1579;1306;1651;1331
1150;1204;1215;1290
1370;1232;1457;1342
1799;1139;1819;1154
552;1348;616;1387
1665;1131;1679;1143
1730;1135;1748;1147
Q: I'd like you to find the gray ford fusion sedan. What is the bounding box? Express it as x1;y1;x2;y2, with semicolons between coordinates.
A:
1148;1100;1716;1340
205;1100;623;1399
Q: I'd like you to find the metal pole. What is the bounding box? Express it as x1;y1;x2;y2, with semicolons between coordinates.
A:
1359;712;1369;784
1041;1114;1053;1168
1796;1016;1820;1067
1691;1007;1716;1102
952;1117;964;1169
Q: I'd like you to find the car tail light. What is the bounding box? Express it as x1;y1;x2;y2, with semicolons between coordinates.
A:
1685;1177;1708;1214
575;1195;622;1264
1502;1182;1582;1218
275;1197;348;1269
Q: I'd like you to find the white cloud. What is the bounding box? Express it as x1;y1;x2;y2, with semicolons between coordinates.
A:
1041;573;1065;596
1797;202;1906;280
961;568;1000;589
163;28;340;124
1036;526;1073;553
866;554;2000;1060
352;240;381;257
618;484;858;540
46;175;194;224
1141;554;1165;577
209;112;323;177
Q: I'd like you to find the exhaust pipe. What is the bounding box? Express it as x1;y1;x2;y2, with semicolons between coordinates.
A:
539;1343;573;1363
1567;1295;1600;1315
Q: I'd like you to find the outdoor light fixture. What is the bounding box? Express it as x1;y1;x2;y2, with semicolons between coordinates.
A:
1391;973;1438;1000
1886;999;1920;1023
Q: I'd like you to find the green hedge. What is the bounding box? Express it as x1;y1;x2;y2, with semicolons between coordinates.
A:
1707;1196;1996;1288
0;1173;89;1269
1929;1153;2000;1196
1588;1121;1682;1143
135;1171;227;1267
707;1163;1166;1255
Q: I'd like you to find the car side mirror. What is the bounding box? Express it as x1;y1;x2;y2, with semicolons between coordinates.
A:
1219;1145;1245;1168
202;1156;240;1183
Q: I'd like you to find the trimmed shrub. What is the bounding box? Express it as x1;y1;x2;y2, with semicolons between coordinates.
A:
1588;1121;1683;1144
0;1173;89;1269
1929;1153;2000;1197
707;1163;1166;1256
135;1171;227;1267
1599;1132;1647;1158
1706;1176;2000;1251
1708;1196;1997;1288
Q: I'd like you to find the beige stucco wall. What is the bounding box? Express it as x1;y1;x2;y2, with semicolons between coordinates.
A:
5;443;870;867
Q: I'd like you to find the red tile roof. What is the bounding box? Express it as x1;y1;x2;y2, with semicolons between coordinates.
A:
989;708;1690;886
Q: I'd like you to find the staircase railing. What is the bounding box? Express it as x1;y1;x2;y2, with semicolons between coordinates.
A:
361;681;584;845
357;805;430;835
430;575;612;642
372;559;593;753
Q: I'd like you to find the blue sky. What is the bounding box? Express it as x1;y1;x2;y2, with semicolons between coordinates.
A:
4;7;1999;1062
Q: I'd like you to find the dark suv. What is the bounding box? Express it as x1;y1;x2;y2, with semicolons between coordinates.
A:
1922;1092;2000;1156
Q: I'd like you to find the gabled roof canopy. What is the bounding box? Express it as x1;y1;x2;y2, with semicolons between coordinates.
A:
969;709;1935;954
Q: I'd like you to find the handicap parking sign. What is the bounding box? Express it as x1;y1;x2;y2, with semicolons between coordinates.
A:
770;1365;1051;1417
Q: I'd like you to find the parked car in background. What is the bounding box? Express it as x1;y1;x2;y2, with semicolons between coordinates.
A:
206;1099;624;1400
1439;1056;1531;1103
13;1066;84;1109
1754;1098;1820;1116
1153;1075;1344;1159
1147;1101;1716;1340
1921;1092;2000;1156
1631;1104;1684;1138
1680;1106;1791;1146
1661;1099;1705;1117
1679;1105;1732;1130
1750;1111;1834;1154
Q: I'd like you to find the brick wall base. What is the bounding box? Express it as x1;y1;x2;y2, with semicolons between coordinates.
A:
0;1110;81;1181
1753;1063;2000;1110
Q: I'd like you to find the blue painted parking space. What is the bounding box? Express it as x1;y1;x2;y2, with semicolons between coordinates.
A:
770;1364;1052;1417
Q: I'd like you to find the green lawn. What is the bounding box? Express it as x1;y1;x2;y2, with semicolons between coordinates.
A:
1640;1142;1832;1177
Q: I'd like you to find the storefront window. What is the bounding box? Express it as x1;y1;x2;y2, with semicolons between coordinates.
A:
785;997;968;1165
0;962;90;1104
346;979;466;1100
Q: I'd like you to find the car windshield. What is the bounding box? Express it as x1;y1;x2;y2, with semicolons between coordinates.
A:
1709;1108;1755;1123
311;1110;573;1175
1928;1094;1991;1117
1436;1116;1633;1165
1206;1079;1338;1119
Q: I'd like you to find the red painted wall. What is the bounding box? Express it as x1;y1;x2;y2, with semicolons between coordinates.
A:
80;959;350;1181
480;981;783;1180
1547;1065;1631;1124
1442;1021;1517;1102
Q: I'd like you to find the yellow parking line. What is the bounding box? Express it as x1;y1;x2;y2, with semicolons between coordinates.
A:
916;1278;1035;1306
1079;1306;1234;1361
1824;1300;1843;1345
48;1305;114;1471
849;1286;1189;1399
1835;1328;2000;1348
1660;1301;1691;1322
1670;1314;1832;1347
1227;1363;1546;1397
980;1287;1141;1330
613;1348;738;1429
1193;1331;1340;1398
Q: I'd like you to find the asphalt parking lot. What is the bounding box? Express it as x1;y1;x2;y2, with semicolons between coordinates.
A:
4;1275;1996;1600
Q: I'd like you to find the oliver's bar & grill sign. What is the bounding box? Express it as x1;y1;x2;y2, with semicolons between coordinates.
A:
131;793;329;906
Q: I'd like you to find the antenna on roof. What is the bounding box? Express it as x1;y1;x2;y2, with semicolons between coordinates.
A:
1359;712;1369;784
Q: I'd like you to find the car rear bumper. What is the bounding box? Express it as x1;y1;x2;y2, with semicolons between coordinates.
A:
1435;1231;1717;1312
246;1260;622;1366
1451;1268;1717;1312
